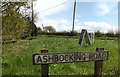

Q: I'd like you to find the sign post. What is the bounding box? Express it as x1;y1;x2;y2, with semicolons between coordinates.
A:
41;49;49;77
33;48;109;76
94;48;104;77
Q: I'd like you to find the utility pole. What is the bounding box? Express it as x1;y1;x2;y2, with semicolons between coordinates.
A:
31;0;34;36
42;24;46;35
31;0;37;36
72;0;76;32
42;24;44;31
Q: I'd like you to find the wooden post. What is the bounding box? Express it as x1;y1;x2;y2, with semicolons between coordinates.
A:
94;48;104;77
41;49;49;77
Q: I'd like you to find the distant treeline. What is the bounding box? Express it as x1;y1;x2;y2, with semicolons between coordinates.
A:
37;28;119;37
94;31;119;37
42;32;119;37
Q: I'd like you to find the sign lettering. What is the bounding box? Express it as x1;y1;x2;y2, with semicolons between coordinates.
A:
33;51;108;64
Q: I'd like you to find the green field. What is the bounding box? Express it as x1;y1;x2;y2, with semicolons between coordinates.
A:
2;35;118;76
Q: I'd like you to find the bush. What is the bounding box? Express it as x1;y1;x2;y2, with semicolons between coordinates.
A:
2;16;32;40
105;33;115;37
95;30;103;37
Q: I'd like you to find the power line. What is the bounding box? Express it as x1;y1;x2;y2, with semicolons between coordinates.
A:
39;0;70;13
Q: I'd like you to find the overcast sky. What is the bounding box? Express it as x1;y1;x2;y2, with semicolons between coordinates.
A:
34;0;118;33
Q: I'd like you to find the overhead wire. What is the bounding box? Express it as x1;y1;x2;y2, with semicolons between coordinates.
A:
38;0;70;14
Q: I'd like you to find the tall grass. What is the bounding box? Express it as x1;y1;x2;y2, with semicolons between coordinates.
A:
2;35;118;75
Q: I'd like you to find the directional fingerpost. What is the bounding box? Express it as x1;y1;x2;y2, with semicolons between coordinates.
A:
79;29;91;46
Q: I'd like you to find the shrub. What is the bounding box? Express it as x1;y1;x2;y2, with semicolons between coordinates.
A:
2;16;32;40
95;30;103;37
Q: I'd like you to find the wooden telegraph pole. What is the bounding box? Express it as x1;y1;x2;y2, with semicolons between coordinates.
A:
31;0;37;36
72;0;76;32
31;0;34;36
